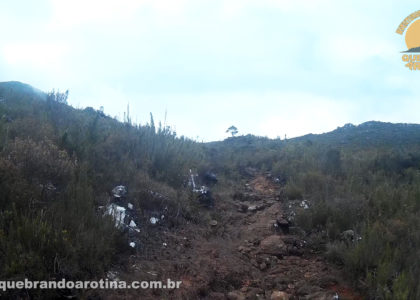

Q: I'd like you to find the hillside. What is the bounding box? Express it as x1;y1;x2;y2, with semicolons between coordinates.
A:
1;82;420;299
297;121;420;147
0;81;47;102
208;121;420;151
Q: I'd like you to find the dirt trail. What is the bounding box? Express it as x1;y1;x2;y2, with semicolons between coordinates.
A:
104;175;360;300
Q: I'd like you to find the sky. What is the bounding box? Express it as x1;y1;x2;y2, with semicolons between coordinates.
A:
1;0;420;141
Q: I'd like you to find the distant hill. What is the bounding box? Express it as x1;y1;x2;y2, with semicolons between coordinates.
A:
3;81;419;150
295;121;420;147
207;121;420;151
0;81;46;101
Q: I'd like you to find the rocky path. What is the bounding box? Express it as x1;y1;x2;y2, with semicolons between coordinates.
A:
105;175;360;300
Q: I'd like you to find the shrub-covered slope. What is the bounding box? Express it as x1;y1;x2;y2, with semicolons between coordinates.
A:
0;82;204;298
2;81;420;298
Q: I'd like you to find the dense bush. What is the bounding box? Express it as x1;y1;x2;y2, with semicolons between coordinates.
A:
0;82;205;298
206;133;420;298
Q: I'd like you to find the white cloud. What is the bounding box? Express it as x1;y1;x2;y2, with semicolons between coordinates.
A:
2;42;69;68
256;92;355;138
220;0;332;16
264;0;332;12
48;0;189;29
49;0;140;28
318;34;395;73
1;0;419;142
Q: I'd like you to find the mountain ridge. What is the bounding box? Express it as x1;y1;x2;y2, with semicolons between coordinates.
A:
3;81;420;148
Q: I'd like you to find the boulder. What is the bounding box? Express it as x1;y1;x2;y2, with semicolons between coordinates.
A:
248;204;265;212
227;291;246;300
112;185;127;198
276;217;290;234
271;290;289;300
259;235;287;256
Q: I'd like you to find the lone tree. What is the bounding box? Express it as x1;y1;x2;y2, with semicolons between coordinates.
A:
226;125;238;137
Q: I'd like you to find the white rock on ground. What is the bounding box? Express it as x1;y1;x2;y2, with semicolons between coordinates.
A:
150;217;159;224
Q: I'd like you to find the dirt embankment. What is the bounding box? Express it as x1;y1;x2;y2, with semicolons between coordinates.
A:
102;175;361;300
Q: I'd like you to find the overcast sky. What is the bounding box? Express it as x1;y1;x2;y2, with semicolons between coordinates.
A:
1;0;420;141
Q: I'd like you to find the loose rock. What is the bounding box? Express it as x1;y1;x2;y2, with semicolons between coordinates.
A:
271;290;289;300
112;185;127;198
209;220;218;226
227;291;246;300
259;235;287;256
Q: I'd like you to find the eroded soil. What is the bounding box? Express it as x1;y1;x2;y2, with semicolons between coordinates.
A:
99;175;361;300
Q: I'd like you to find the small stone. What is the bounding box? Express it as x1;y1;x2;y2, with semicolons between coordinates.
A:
259;262;267;271
150;217;159;224
209;220;218;226
248;205;257;212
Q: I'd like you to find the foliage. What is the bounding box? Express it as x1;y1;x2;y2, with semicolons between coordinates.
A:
2;81;420;298
0;82;204;298
226;125;238;137
205;128;420;298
